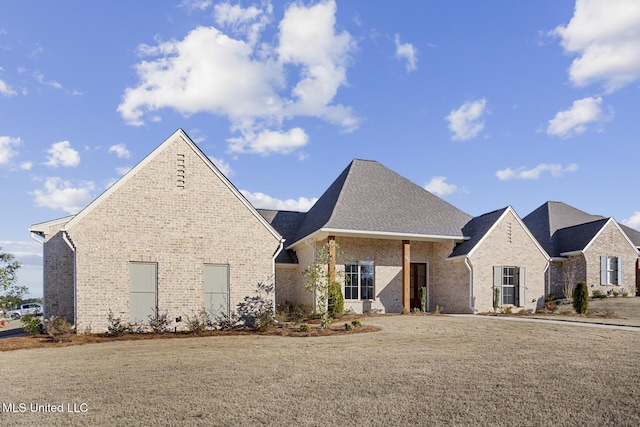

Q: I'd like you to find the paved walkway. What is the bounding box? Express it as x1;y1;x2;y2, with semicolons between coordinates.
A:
447;314;640;332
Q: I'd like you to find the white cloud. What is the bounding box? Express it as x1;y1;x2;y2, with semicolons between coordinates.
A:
553;0;640;92
445;98;487;141
547;96;609;138
424;176;457;196
241;190;317;212
108;143;131;159
394;33;417;72
34;71;62;89
179;0;212;12
496;163;578;181
118;0;357;155
0;79;17;97
0;136;22;165
209;156;233;176
20;161;33;170
115;166;132;176
622;212;640;230
45;141;80;167
31;177;95;214
228;127;309;155
214;1;272;47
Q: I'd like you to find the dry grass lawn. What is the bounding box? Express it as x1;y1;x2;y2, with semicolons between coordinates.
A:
2;315;640;426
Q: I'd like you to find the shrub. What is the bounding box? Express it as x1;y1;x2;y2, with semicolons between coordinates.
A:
300;323;311;332
591;289;607;299
612;291;619;298
148;307;171;333
106;309;130;337
351;318;362;328
213;311;241;330
435;305;443;315
185;309;211;334
328;281;344;318
236;282;274;329
545;300;557;313
44;316;73;342
344;322;354;331
21;314;43;335
419;286;427;312
504;306;512;314
623;292;629;298
401;307;409;315
572;282;589;314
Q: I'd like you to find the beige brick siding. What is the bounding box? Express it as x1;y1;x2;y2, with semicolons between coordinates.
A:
468;210;548;313
277;236;469;314
43;134;280;333
583;221;637;296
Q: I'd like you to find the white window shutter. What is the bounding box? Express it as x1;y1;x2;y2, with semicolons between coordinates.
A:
617;257;623;285
518;267;526;307
600;256;607;285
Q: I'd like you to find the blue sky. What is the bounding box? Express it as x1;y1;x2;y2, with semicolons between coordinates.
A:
2;0;640;297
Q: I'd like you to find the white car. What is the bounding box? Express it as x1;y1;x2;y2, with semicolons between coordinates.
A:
6;303;43;320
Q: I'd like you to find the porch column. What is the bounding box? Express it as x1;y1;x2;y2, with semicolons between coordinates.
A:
402;240;410;311
328;236;336;285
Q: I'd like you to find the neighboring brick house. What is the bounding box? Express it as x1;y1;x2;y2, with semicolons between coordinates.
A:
30;129;283;333
448;207;549;312
523;201;640;298
261;160;550;314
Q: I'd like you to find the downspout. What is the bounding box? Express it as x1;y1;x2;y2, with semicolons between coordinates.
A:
544;259;550;297
62;231;77;327
271;239;285;315
464;257;477;313
303;238;317;313
30;232;45;315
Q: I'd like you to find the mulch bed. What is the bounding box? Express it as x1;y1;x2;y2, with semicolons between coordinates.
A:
0;321;380;352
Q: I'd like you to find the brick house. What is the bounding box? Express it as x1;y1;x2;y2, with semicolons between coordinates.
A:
30;129;283;332
261;159;549;314
524;201;640;298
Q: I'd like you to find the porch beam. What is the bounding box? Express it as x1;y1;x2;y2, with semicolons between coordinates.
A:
402;240;410;311
328;235;336;285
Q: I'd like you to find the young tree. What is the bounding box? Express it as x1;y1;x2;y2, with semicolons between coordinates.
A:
572;281;589;314
0;248;27;310
303;242;344;329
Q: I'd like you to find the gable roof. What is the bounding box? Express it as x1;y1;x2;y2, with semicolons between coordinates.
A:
449;206;549;260
449;207;509;258
31;129;282;242
287;159;473;247
523;201;639;257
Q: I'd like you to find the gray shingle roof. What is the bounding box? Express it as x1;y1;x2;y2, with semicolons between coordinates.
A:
449;207;509;258
521;201;640;257
553;219;608;254
257;209;306;263
290;159;472;245
620;223;640;247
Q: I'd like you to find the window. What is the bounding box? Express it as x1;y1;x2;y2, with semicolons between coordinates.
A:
502;267;516;305
345;261;374;300
601;256;622;285
493;266;525;307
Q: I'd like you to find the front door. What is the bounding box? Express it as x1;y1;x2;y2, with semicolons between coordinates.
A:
410;263;427;310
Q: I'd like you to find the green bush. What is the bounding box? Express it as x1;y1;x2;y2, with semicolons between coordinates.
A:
344;322;354;331
351;318;361;328
21;314;43;335
591;289;607;299
572;282;589;314
148;307;170;333
328;281;344;318
299;323;311;332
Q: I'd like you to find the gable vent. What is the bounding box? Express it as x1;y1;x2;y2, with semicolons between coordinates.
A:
177;154;185;188
507;221;512;243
